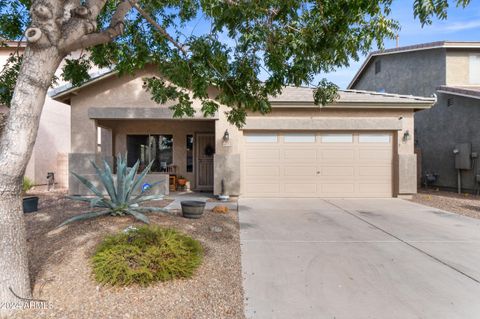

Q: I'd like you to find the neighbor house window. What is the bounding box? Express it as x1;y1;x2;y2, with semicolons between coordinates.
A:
126;134;173;172
469;54;480;84
186;135;193;172
245;133;278;143
375;60;381;74
321;134;353;143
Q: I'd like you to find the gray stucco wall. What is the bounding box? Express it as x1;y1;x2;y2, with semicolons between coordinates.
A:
415;94;480;191
353;48;446;96
352;48;480;191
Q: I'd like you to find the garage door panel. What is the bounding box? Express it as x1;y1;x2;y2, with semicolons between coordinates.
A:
284;149;317;161
285;183;317;193
321;183;356;194
321;149;356;161
246;166;280;177
358;183;391;194
358;166;391;177
358;149;392;160
246;149;280;161
243;132;393;198
283;166;317;177
321;166;355;177
246;183;280;193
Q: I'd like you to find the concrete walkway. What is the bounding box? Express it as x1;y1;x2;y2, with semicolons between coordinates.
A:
239;198;480;319
164;192;238;211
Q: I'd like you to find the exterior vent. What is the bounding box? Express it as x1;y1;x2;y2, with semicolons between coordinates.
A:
447;97;454;107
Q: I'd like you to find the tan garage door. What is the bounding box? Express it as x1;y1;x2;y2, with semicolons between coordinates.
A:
243;132;393;198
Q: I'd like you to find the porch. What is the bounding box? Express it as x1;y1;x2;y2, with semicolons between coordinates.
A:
69;118;216;196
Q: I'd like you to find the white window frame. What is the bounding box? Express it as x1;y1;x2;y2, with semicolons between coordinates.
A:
469;54;480;84
284;133;316;143
245;133;278;143
359;133;391;143
321;134;353;143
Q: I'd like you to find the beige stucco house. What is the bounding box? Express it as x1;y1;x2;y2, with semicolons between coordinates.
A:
0;41;71;187
51;66;435;198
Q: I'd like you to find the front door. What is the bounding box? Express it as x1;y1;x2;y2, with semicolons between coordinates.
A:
195;133;215;191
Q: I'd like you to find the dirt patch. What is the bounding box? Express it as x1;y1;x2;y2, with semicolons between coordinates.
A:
409;189;480;220
14;190;245;319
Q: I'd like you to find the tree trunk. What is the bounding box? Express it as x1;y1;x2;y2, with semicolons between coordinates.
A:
0;46;62;318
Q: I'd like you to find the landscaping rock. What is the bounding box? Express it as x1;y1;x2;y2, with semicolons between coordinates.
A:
15;190;244;319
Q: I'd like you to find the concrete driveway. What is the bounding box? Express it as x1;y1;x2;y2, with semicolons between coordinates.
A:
239;198;480;319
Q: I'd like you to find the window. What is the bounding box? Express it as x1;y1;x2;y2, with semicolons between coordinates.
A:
126;134;173;172
284;133;315;143
469;55;480;84
375;60;381;74
245;133;278;143
321;134;353;143
359;134;390;143
186;135;193;172
97;127;102;153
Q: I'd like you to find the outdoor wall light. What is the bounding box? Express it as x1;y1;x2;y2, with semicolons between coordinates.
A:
223;129;230;142
402;130;411;142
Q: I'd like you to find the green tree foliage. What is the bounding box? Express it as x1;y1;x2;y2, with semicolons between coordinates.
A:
0;0;470;126
0;54;22;107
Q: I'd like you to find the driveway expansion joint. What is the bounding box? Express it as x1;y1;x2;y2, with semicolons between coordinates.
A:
324;199;480;285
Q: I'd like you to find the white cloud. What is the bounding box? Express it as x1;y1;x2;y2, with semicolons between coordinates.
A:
442;20;480;32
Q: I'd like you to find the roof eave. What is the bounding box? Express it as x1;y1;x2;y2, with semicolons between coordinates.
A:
271;101;434;110
49;70;118;103
436;89;480;100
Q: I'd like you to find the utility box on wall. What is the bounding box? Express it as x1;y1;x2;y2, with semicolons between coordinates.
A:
454;143;472;170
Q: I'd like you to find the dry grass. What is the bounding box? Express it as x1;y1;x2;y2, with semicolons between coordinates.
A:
14;190;245;319
410;188;480;220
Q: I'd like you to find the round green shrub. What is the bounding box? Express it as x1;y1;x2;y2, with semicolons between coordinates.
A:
92;226;203;286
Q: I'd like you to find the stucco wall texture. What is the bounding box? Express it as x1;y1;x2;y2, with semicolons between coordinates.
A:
354;48;446;96
0;46;71;187
352;47;480;192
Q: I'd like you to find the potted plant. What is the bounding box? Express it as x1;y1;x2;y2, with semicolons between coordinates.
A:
22;177;39;213
177;176;188;189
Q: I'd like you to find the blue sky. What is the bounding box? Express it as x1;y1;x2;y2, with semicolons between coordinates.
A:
324;0;480;88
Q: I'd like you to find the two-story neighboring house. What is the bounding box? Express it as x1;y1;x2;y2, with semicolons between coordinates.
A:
349;41;480;193
0;41;71;188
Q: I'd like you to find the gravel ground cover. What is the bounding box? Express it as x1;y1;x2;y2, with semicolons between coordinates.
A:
13;190;245;319
410;188;480;220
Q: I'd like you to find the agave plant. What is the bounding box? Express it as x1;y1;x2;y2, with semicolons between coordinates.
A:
60;154;168;227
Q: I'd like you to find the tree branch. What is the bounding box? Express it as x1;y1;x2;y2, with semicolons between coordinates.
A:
61;24;124;52
127;0;187;54
59;0;132;52
86;0;108;18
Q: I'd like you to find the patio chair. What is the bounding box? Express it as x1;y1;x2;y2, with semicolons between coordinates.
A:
167;165;177;192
